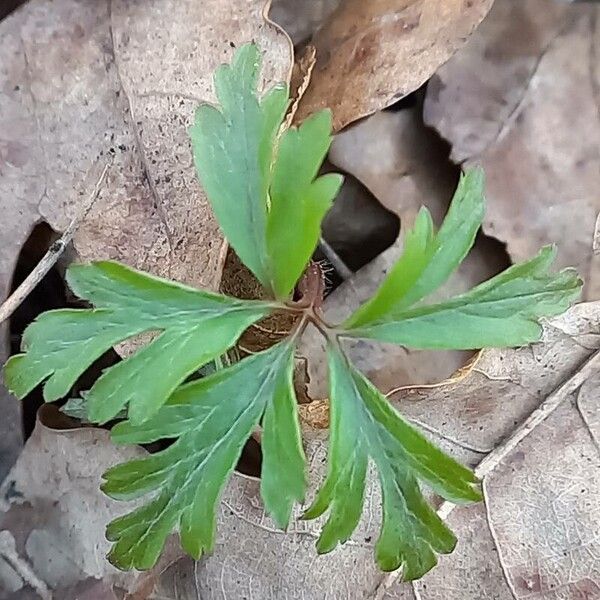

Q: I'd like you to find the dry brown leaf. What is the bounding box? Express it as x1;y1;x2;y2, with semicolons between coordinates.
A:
482;397;599;599
0;409;159;598
424;0;600;299
294;0;494;131
104;0;291;285
377;301;600;599
388;302;599;451
578;371;600;448
386;375;600;600
328;109;458;224
380;507;516;600
0;0;292;473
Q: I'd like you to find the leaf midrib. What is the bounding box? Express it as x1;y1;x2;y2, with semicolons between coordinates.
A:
354;281;576;329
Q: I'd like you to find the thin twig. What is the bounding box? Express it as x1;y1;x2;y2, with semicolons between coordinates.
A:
0;531;51;600
373;347;600;599
318;236;353;280
593;212;600;255
0;162;109;325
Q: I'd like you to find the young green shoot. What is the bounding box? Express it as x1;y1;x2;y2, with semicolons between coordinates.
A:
4;44;582;579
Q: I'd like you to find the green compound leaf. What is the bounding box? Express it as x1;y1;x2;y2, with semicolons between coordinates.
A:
346;168;485;328
4;261;270;424
304;344;481;579
2;43;584;583
190;43;340;298
347;246;582;349
103;339;305;570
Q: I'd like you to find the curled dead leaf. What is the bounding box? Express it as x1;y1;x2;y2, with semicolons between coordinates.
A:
294;0;494;131
284;45;317;129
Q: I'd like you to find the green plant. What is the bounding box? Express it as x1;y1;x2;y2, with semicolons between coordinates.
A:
4;44;581;579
